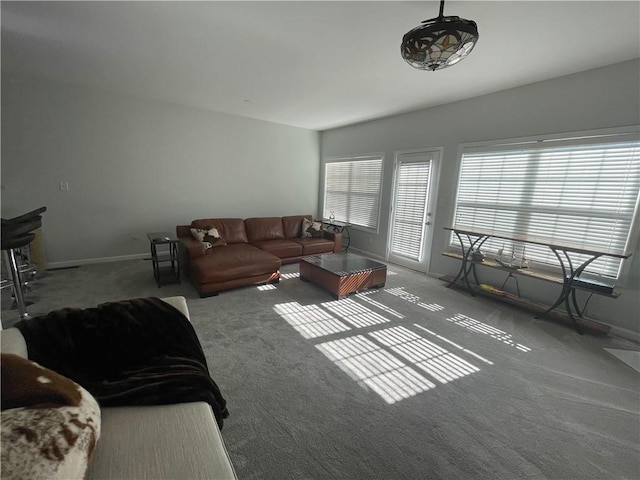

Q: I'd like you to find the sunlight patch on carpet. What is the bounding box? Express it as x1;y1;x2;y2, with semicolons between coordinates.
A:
604;348;640;373
321;298;390;328
369;326;480;383
316;335;436;404
280;272;300;280
414;325;494;365
273;302;350;339
276;295;491;404
446;313;531;352
355;291;404;318
384;286;445;312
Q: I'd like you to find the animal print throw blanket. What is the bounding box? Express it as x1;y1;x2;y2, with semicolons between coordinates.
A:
14;297;229;427
1;353;101;479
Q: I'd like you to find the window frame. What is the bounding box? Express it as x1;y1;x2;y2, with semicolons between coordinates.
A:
450;126;640;281
322;154;385;233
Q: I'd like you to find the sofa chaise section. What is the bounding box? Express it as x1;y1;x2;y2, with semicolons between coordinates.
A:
189;243;281;297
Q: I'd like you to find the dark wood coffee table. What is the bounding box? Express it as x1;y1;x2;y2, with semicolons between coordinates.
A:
299;253;387;299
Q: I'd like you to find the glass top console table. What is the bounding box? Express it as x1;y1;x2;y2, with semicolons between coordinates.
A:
443;226;632;334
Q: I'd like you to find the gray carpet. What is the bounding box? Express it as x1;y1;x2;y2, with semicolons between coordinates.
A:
2;259;639;480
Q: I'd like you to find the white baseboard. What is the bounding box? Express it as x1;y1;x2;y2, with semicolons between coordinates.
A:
348;247;387;263
46;253;149;269
608;325;640;344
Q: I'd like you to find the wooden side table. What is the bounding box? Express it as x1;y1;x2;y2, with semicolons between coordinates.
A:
147;232;180;287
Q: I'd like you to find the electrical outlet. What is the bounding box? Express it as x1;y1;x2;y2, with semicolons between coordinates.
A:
58;181;69;191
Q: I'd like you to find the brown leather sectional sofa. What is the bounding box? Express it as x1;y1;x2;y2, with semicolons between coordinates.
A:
176;215;342;297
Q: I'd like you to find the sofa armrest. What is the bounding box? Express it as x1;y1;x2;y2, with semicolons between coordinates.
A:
323;230;343;253
0;328;28;358
179;236;207;259
177;225;208;259
90;402;237;480
160;296;190;321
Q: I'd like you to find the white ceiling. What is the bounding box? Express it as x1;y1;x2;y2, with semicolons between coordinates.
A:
2;1;639;131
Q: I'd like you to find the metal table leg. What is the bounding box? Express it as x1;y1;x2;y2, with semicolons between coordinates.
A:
536;248;601;334
447;232;489;296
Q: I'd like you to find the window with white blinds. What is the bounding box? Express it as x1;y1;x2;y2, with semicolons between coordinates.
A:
453;134;640;278
323;155;383;230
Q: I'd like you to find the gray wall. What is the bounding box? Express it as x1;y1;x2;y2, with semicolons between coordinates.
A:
1;73;320;266
320;59;640;338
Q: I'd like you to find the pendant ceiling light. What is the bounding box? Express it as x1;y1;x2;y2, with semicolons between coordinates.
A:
401;0;479;71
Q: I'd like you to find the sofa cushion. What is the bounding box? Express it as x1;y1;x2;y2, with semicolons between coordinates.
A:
0;328;28;358
191;244;281;284
191;219;248;245
245;217;285;243
293;237;337;255
253;239;303;258
282;215;311;239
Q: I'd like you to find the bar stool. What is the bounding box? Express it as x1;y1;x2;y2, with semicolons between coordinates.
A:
2;232;36;320
2;218;42;285
1;206;46;320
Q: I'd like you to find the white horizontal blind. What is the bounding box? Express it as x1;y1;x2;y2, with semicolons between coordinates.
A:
323;156;383;230
390;160;431;260
453;139;640;278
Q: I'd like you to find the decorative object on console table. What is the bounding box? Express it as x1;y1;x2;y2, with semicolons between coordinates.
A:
323;220;351;251
147;232;180;287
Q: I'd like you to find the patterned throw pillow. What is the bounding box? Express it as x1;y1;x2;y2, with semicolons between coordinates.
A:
301;218;324;238
190;227;226;249
190;226;214;242
1;354;101;480
203;233;226;249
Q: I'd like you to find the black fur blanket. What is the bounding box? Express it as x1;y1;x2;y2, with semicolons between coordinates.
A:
15;297;229;428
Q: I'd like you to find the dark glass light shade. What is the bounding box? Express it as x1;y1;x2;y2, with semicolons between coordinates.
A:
401;15;479;71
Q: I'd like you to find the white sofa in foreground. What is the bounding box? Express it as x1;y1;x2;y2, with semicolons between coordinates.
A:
1;296;237;480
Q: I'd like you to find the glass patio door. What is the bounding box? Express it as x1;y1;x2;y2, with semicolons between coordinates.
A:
387;149;440;272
